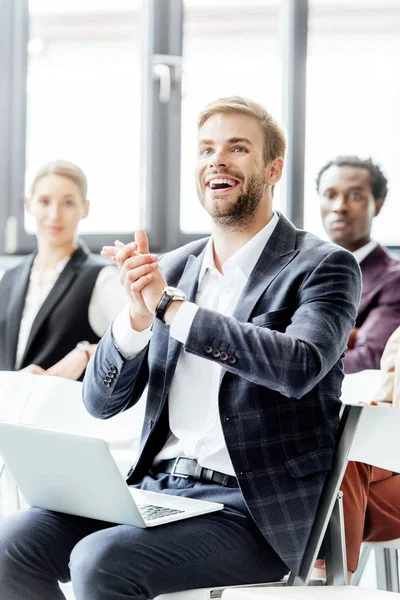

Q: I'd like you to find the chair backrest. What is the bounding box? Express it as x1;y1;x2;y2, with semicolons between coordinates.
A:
348;405;400;473
288;404;363;585
340;370;382;405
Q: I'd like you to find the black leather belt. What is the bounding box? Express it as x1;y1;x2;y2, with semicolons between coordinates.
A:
154;457;239;488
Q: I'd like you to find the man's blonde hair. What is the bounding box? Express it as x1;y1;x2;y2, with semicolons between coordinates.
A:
30;160;88;202
197;96;286;164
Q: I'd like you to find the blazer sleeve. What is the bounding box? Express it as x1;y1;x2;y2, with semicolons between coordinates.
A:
82;326;149;419
183;248;361;399
344;273;400;374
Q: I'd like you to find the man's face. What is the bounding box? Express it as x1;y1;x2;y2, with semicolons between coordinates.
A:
195;112;268;228
318;165;383;251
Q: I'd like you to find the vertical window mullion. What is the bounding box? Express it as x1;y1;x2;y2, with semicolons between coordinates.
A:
0;0;29;255
280;0;308;229
143;0;183;253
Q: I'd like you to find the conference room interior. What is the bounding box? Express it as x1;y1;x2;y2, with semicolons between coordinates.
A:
1;0;400;597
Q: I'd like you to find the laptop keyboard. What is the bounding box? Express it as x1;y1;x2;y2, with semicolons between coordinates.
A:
138;503;185;521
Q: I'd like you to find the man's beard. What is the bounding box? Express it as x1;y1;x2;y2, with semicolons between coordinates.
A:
197;172;266;230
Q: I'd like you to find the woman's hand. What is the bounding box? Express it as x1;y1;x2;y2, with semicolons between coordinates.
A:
20;364;45;375
45;348;89;380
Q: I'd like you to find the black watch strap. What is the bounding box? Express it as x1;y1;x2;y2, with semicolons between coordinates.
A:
155;294;174;324
155;287;186;324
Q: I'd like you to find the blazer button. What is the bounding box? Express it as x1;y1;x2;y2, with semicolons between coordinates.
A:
109;365;118;374
228;355;237;364
212;348;220;358
220;351;228;361
105;376;112;383
204;345;213;354
103;380;111;387
107;371;115;379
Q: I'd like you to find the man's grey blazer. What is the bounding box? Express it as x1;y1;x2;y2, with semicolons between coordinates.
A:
83;213;361;575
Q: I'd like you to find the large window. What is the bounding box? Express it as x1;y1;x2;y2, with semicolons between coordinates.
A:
180;0;281;234
305;0;400;246
2;0;399;256
26;0;142;236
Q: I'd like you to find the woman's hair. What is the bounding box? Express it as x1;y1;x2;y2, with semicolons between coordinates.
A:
30;160;88;202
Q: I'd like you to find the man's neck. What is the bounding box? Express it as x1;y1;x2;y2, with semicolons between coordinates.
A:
211;211;274;273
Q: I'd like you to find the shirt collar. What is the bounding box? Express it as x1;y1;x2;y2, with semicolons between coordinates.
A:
198;211;279;284
352;240;378;264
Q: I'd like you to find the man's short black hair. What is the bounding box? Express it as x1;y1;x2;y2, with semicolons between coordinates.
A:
316;156;388;202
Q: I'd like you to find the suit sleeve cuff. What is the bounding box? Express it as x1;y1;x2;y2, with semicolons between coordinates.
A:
111;304;152;359
169;301;199;344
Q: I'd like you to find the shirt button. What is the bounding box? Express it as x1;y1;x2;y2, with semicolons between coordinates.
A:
228;355;237;364
212;348;221;358
204;345;213;354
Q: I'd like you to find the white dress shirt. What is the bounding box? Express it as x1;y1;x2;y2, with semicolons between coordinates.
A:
112;212;279;475
13;258;127;369
352;240;378;264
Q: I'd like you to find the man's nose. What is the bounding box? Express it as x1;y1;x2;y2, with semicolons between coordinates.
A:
331;194;348;213
209;149;229;169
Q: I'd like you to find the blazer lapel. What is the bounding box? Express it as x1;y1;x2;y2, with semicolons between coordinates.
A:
165;250;206;385
5;254;35;369
233;213;299;323
20;245;88;366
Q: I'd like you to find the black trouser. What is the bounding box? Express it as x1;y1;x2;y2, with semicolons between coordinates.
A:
0;473;288;599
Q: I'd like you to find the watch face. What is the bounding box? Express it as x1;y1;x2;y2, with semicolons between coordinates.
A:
164;286;186;300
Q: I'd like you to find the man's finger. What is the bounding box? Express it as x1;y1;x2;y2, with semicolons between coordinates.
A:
135;229;150;255
115;242;138;266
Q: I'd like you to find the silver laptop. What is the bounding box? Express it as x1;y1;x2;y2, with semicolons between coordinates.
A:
0;423;223;527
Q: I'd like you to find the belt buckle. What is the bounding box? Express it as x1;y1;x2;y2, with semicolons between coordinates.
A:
170;457;189;478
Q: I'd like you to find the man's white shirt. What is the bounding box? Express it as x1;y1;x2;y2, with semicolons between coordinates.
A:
112;212;279;476
352;240;378;264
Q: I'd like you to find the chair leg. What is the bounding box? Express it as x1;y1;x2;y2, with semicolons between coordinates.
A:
375;548;400;593
324;491;348;586
351;545;371;586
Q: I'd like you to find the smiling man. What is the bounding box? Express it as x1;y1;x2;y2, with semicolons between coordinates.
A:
317;156;400;373
0;98;361;600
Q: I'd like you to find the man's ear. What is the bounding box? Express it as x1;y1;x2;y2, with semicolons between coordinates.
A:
374;198;384;217
266;157;284;186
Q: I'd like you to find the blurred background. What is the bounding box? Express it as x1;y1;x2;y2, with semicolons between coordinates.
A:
0;0;399;261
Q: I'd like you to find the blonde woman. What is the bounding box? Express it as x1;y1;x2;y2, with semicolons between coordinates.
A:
0;160;126;380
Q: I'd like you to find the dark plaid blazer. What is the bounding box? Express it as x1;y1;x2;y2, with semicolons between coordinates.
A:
83;213;361;574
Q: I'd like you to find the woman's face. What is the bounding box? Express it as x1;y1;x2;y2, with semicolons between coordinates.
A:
26;174;89;248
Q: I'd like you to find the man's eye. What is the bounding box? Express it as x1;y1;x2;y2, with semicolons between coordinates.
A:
233;147;246;153
201;148;213;156
323;191;335;200
348;193;362;201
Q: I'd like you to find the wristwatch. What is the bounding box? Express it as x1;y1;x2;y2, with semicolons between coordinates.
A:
155;286;186;324
75;340;91;361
